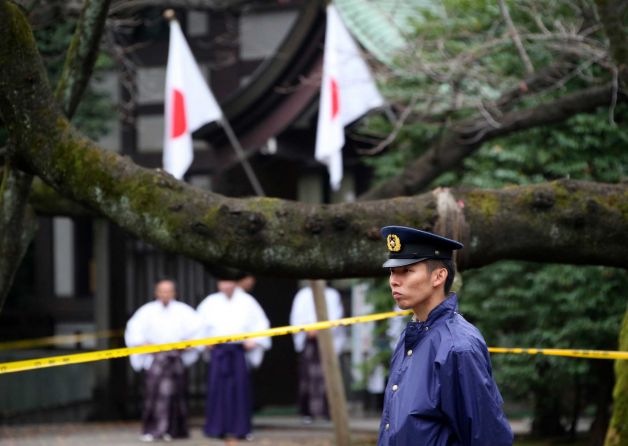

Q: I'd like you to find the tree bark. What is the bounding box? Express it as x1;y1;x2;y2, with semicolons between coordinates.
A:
29;178;93;217
0;0;111;306
0;166;37;312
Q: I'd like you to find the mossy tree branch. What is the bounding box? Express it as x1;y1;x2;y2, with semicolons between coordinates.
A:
0;166;36;312
0;0;111;311
54;0;112;117
29;178;93;217
2;1;628;279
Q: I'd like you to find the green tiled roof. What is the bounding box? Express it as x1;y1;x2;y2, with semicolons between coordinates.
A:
335;0;432;67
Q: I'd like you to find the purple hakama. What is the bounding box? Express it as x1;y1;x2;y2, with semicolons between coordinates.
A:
298;338;329;418
204;344;252;438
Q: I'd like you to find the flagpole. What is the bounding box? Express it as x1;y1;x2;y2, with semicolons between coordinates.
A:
219;118;265;197
163;9;265;197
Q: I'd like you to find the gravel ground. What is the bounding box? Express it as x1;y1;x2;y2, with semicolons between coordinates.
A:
0;416;379;446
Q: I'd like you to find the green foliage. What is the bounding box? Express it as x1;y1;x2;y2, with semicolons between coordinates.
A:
460;262;626;405
31;2;114;140
450;106;628;189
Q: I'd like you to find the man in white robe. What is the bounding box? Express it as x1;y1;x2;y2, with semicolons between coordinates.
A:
196;279;271;442
289;285;346;422
125;279;201;442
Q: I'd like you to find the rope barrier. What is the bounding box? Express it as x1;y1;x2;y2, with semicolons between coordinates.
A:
0;310;625;375
0;330;123;350
0;310;412;374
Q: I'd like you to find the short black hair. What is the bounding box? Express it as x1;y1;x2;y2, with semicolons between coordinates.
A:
425;259;455;294
156;277;177;289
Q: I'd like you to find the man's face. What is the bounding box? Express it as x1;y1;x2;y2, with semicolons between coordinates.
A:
155;280;176;305
388;262;437;311
238;276;255;292
217;280;237;297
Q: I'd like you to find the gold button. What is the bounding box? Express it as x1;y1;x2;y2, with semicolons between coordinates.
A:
407;349;413;356
385;423;390;430
392;384;398;391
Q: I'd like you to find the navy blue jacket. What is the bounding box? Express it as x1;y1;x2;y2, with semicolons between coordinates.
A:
378;294;513;446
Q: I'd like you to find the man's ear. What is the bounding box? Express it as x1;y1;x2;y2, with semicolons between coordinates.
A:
432;267;448;288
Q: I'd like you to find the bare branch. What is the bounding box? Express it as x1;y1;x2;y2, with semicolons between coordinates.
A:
609;65;619;125
54;0;112;117
595;0;628;88
477;101;502;129
499;0;535;74
360;83;618;200
356;95;422;156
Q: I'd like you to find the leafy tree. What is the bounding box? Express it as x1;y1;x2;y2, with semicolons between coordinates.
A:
365;71;628;443
462;263;625;441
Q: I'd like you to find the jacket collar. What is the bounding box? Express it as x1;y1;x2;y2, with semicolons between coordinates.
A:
429;292;458;322
413;293;458;326
404;294;458;351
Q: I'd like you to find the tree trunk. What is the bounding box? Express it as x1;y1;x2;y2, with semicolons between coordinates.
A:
532;395;565;437
589;361;615;446
311;280;352;446
604;306;628;446
0;166;37;312
0;0;111;304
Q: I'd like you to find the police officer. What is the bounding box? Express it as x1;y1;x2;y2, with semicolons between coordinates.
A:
378;226;513;446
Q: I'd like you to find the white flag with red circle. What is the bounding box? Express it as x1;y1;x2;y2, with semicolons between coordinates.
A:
315;4;385;191
164;20;223;180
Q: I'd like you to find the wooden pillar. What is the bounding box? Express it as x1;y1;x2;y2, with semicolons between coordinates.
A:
310;279;352;446
90;219;114;418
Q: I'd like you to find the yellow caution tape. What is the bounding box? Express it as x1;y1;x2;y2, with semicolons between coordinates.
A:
0;309;625;375
488;347;628;360
0;329;123;351
0;310;413;375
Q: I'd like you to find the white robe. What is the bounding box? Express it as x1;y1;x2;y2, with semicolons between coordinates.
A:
196;287;271;368
125;299;202;372
289;287;346;354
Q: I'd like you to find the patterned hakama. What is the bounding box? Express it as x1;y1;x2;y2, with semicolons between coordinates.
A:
204;344;252;438
298;338;329;418
142;351;188;439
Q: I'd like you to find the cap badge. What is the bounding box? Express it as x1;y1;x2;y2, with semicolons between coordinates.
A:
386;234;402;252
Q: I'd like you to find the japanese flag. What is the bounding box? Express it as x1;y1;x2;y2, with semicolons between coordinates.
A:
315;4;384;190
164;20;222;180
